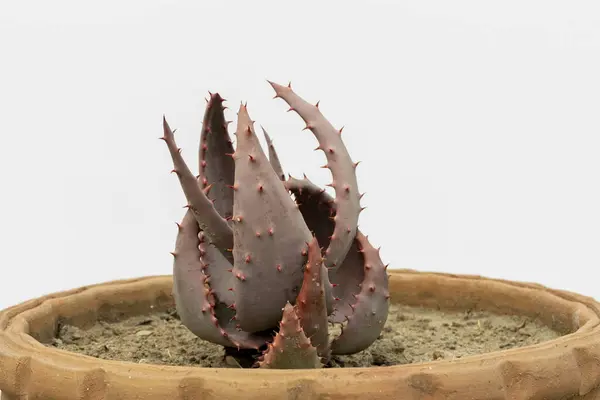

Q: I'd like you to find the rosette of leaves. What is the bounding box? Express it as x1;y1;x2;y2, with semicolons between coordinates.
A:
162;81;389;368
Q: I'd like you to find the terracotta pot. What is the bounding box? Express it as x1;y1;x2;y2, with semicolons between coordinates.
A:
1;270;599;400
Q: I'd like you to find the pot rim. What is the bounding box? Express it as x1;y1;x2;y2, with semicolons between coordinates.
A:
1;270;599;399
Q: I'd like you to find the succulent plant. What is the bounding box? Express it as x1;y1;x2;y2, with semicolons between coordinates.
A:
162;81;390;368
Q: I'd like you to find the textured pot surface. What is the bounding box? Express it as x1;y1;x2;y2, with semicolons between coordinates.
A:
1;270;600;399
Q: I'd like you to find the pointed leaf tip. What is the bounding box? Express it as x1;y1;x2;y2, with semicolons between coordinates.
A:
257;302;321;369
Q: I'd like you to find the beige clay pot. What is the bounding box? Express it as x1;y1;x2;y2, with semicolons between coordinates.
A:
1;270;599;399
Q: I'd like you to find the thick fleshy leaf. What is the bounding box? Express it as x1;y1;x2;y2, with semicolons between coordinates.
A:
256;302;322;369
198;230;234;306
284;177;386;330
269;81;361;270
330;232;390;355
295;237;330;362
198;93;235;220
284;176;337;315
161;117;233;256
231;104;312;333
171;210;265;349
327;239;364;324
195;94;236;300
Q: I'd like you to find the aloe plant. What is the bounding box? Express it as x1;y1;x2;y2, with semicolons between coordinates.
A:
162;81;389;368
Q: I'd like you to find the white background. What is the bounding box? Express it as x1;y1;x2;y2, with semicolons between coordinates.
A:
1;1;599;310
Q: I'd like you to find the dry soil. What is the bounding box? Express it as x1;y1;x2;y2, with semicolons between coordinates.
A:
49;303;560;368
